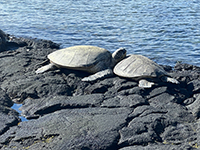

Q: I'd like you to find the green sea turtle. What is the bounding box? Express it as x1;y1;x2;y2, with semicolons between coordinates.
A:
113;54;179;88
36;45;126;81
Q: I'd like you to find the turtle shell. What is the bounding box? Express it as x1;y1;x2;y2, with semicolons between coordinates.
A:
114;55;168;78
48;45;112;72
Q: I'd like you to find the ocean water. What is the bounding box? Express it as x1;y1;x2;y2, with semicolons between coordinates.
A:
0;0;200;66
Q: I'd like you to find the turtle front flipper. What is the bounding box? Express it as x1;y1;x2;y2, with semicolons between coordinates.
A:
82;69;114;82
35;63;56;74
138;79;155;88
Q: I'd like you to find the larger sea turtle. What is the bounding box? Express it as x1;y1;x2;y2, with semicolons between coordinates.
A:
114;54;179;88
36;45;126;81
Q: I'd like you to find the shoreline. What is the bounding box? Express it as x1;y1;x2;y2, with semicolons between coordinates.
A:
0;31;200;149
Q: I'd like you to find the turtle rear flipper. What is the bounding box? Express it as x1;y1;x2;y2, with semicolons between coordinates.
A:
82;69;113;82
138;79;155;88
161;76;179;84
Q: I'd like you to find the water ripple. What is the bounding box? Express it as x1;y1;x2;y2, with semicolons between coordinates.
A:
0;0;200;66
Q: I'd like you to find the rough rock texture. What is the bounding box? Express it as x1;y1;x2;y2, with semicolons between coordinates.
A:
0;30;200;149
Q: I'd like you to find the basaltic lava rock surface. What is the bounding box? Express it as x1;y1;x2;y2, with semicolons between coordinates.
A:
0;30;200;150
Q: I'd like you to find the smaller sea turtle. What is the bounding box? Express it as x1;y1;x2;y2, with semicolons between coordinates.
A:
36;45;126;81
114;55;179;88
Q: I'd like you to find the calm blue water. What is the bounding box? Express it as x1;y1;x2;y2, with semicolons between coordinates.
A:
0;0;200;66
11;104;28;121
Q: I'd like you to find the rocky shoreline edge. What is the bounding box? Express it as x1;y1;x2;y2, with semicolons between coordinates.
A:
0;30;200;149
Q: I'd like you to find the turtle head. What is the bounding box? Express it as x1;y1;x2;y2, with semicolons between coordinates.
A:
112;47;126;66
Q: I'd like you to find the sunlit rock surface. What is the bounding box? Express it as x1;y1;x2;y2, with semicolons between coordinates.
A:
0;30;200;149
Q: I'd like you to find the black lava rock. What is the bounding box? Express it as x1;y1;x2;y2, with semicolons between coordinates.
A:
0;29;200;150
